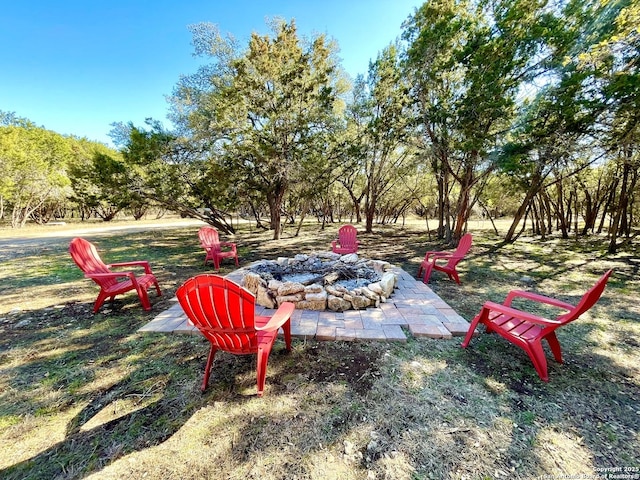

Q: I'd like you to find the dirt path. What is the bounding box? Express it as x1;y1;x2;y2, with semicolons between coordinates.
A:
0;219;206;260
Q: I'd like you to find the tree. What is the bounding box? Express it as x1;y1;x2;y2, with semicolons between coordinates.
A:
355;45;415;233
114;120;237;233
169;19;345;239
579;0;640;252
0;124;73;227
403;0;552;242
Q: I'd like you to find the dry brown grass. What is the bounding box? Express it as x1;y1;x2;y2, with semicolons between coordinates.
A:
0;217;638;479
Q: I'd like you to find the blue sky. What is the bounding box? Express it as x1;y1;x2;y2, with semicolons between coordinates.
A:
0;0;421;146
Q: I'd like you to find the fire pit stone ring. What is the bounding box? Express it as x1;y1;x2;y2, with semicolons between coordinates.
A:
236;252;398;311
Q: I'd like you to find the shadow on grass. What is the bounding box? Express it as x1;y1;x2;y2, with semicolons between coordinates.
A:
0;298;387;479
1;221;639;478
460;316;640;468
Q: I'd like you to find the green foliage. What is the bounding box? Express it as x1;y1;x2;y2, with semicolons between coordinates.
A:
0;124;73;226
402;0;545;239
349;44;417;232
169;19;345;239
67;141;131;221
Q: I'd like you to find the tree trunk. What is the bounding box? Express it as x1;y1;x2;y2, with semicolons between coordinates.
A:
597;177;617;234
608;150;633;254
267;183;287;240
505;173;543;242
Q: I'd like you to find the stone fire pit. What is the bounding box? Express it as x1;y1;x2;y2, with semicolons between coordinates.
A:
238;252;398;311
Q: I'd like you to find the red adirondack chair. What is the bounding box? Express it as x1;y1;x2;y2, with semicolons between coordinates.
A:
331;224;359;254
417;233;472;284
69;237;162;313
176;274;294;396
461;269;613;381
198;226;239;270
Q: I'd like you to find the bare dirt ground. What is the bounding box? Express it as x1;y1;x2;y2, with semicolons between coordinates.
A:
0;218;206;261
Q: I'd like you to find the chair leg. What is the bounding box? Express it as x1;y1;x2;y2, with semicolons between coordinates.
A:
422;263;434;284
136;287;151;310
461;310;485;348
525;341;550;382
201;345;218;392
545;332;563;363
256;346;271;397
450;270;461;284
282;321;292;351
94;291;109;313
153;281;162;297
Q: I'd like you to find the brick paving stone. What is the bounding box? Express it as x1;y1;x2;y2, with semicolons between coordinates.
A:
419;305;442;316
172;318;200;335
396;307;426;319
138;317;174;332
378;302;398;311
335;328;357;341
316;326;336;341
299;318;318;329
381;313;407;325
360;310;385;320
382;308;404;322
344;317;363;329
443;322;471;336
355;329;387;341
151;303;182;317
343;310;362;320
317;317;346;328
404;314;443;325
441;310;469;323
383;325;407;342
301;310;320;321
362;317;384;329
432;301;451;309
403;289;423;296
291;323;317;338
409;323;453;339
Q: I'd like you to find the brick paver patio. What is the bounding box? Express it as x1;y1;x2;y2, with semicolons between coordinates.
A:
138;266;472;342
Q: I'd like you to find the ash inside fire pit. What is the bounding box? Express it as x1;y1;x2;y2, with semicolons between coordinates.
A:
239;252;398;311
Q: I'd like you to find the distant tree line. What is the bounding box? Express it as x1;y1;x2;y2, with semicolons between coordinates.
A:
1;0;637;253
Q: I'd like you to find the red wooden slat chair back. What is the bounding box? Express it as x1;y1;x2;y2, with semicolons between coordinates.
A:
176;274;294;396
331;224;359;254
461;269;613;381
198;226;239;270
418;233;472;284
69;237;161;313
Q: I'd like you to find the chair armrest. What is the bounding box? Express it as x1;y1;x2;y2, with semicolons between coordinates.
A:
108;261;152;274
423;252;453;264
483;301;563;326
503;290;574;310
219;242;237;250
424;251;452;261
86;271;138;282
255;302;295;332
